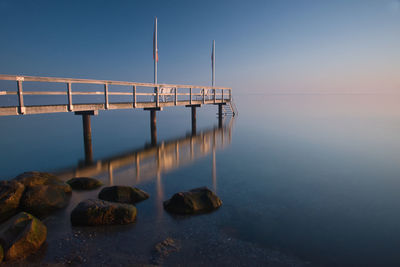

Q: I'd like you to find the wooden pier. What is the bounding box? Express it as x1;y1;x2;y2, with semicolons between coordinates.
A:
0;74;234;116
0;74;236;159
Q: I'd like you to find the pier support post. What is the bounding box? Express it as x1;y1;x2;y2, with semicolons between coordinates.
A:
75;110;98;164
145;107;162;146
186;104;201;136
218;103;223;128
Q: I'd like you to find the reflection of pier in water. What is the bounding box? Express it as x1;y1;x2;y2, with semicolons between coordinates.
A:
57;119;233;190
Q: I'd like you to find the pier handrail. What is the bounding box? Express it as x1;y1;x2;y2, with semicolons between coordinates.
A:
0;74;231;90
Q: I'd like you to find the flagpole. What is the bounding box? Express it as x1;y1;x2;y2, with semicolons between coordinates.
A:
212;40;215;87
154;17;158;84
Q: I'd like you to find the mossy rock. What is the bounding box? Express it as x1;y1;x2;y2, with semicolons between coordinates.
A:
67;177;103;190
19;184;71;218
0;181;25;223
12;172;72;218
98;186;149;204
163;187;222;214
13;171;71;194
70;199;137;226
0;212;47;261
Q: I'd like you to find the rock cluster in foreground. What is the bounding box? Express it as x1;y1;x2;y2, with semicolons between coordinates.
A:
70;199;137;226
0;172;72;221
163;187;222;214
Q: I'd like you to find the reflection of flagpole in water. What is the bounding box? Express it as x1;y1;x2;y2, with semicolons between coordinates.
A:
190;137;194;160
156;146;164;220
175;142;179;166
108;162;114;185
212;129;217;192
135;154;140;183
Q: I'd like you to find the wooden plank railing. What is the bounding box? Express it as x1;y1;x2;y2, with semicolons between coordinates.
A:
0;74;232;115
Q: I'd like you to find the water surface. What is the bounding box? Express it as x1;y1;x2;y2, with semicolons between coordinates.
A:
1;94;400;266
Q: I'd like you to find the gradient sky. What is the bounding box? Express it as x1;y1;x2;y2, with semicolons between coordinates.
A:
0;0;399;94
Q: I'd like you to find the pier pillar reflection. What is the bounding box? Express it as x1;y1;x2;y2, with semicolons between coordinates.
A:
75;110;98;164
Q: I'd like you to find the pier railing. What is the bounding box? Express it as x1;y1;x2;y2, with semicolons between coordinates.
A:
0;74;232;116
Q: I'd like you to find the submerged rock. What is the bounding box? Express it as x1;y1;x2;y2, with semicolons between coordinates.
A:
13;171;72;217
163;187;222;214
152;238;181;265
70;199;137;226
98;186;149;204
0;180;25;222
0;212;47;261
67;177;103;190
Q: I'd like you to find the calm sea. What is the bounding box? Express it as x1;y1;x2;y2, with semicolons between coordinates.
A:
1;94;400;266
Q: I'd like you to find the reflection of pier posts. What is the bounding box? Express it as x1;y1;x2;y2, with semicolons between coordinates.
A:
145;108;162;146
186;104;200;136
156;146;164;220
212;129;217;192
75;110;98;164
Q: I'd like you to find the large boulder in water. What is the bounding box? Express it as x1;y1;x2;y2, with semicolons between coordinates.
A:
67;177;103;190
0;212;47;261
19;185;71;217
98;186;149;204
13;171;71;194
13;172;72;217
163;187;222;214
0;181;25;222
70;199;137;226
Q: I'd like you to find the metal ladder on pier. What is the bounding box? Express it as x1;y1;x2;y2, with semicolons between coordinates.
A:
222;99;238;117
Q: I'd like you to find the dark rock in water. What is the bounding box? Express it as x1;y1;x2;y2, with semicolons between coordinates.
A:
163;187;222;214
0;181;25;223
14;171;72;194
70;199;137;226
67;177;103;190
152;238;180;265
20;184;71;217
0;212;47;261
13;172;72;217
98;186;149;204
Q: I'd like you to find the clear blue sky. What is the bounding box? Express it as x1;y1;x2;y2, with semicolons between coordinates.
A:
0;0;399;93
